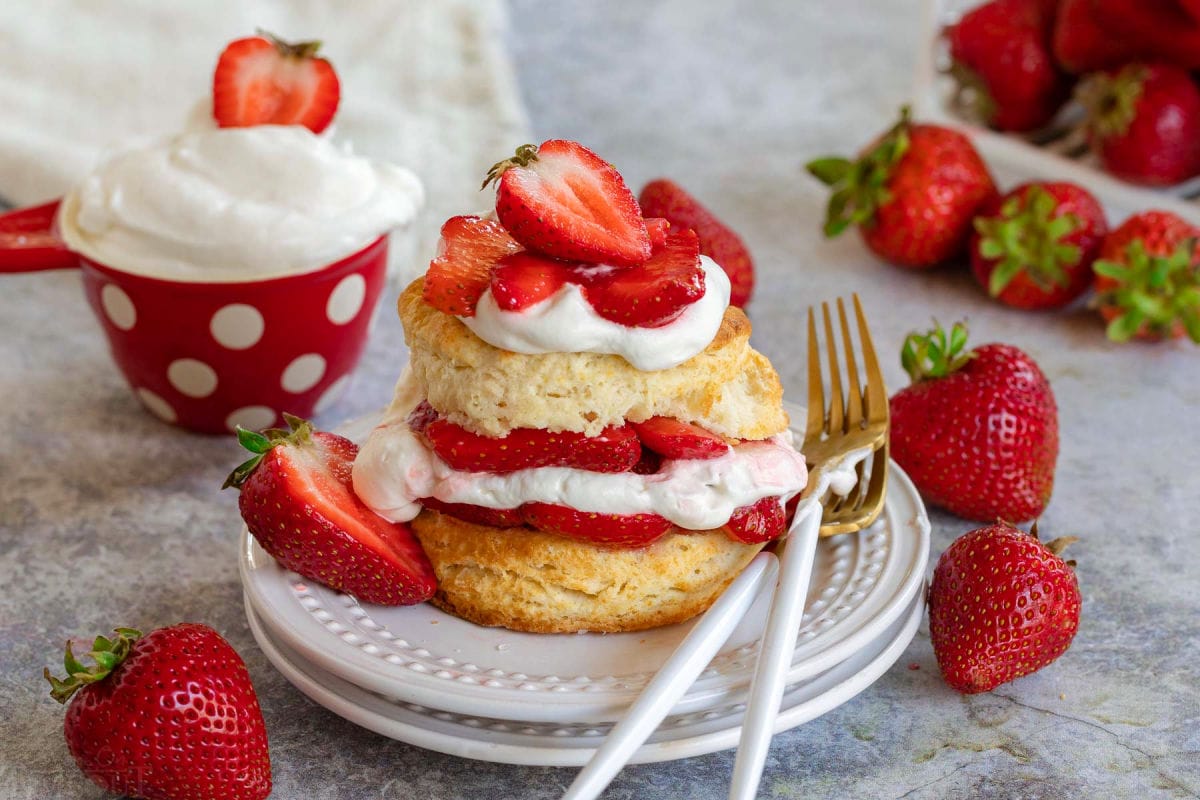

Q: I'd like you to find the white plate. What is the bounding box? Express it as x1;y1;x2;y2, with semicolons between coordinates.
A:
245;584;925;766
240;403;929;723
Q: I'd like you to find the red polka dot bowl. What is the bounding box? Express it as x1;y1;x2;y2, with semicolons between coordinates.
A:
0;200;389;433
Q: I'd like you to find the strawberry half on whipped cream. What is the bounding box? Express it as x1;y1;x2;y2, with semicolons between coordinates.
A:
346;139;807;634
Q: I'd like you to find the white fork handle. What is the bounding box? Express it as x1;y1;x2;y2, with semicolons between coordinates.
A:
561;551;779;800
727;503;822;800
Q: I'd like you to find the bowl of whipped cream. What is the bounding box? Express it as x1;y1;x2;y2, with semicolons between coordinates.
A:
0;122;423;434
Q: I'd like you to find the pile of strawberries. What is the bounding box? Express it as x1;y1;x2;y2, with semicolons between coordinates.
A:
946;0;1200;187
809;107;1200;343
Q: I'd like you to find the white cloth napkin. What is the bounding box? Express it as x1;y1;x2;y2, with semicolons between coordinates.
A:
0;0;530;283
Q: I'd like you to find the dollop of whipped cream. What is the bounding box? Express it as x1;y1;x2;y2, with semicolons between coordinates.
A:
58;125;424;281
460;256;731;371
352;380;807;530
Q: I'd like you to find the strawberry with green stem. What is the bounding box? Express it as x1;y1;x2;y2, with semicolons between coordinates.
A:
1094;239;1200;343
226;414;437;605
45;625;271;800
889;322;1058;522
970;182;1107;310
807;107;996;269
1078;63;1200;187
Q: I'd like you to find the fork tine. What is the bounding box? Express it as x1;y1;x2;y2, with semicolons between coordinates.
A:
805;307;824;448
856;445;889;528
837;298;864;430
821;303;844;436
853;294;888;425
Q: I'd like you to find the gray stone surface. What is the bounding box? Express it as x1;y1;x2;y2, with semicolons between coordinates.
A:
2;1;1199;799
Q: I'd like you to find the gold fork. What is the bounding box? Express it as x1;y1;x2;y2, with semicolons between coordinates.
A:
805;295;890;535
728;294;890;800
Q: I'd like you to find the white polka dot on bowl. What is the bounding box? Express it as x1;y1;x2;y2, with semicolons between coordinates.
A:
135;388;176;423
100;284;136;331
327;274;366;324
210;304;265;350
167;359;218;398
281;353;326;393
226;405;278;433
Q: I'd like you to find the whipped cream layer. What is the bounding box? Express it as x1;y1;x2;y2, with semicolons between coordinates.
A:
59;125;424;281
461;256;732;371
352;398;808;530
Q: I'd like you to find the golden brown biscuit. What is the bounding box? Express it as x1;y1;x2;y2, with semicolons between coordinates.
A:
397;278;788;439
410;510;765;634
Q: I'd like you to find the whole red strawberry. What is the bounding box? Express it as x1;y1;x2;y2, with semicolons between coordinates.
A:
213;32;340;133
807;107;997;269
889;322;1058;522
970;181;1108;310
637;179;756;307
1052;0;1142;74
1092;210;1200;342
45;625;271;800
929;522;1081;693
1090;0;1200;69
483;140;650;267
1078;63;1200;186
225;414;437;605
946;0;1070;132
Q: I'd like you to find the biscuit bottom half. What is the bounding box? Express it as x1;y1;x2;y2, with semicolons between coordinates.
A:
410;509;765;634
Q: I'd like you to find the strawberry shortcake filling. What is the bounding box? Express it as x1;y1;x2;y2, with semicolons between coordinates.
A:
352;397;808;548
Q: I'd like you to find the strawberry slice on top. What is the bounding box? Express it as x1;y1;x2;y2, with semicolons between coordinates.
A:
424;215;521;316
213;32;341;133
483;140;651;267
489;251;576;312
579;229;706;327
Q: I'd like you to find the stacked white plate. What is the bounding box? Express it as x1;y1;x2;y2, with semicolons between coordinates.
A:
240;405;931;766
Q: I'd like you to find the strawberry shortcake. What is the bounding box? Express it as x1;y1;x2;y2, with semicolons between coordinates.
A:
352;140;808;633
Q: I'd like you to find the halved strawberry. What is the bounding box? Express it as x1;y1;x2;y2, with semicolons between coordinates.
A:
225;416;436;605
725;497;787;544
579;230;706;327
521;503;673;547
423;216;521;316
212;33;340;133
489;251;574;311
420;498;525;528
423;418;641;473
631;416;730;460
483;140;651;267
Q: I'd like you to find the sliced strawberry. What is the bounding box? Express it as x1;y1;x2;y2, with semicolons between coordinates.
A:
225;416;436;605
579;230;706;327
420;498;525;528
423;418;641;473
631;416;730;460
725;497;787;544
645;217;671;248
406;400;439;434
423;215;521;316
521;503;673;547
489;251;574;311
631;447;663;475
212;33;340;133
484;140;651;267
639;179;756;307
